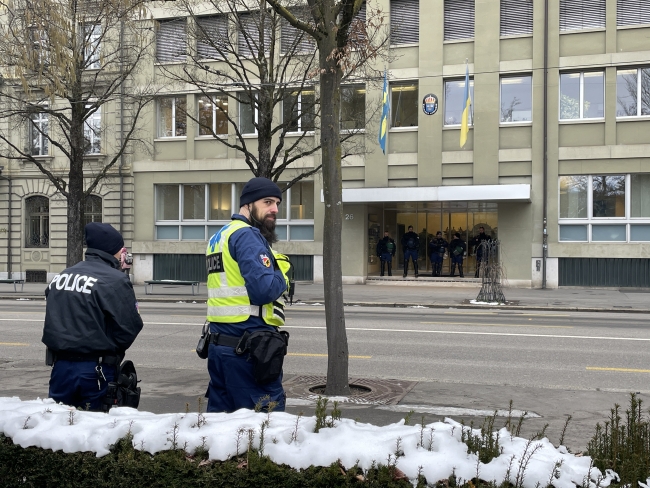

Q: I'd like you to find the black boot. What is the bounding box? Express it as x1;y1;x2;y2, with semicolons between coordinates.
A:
414;262;419;278
380;261;385;276
388;261;392;276
449;264;456;277
403;260;408;278
459;264;464;278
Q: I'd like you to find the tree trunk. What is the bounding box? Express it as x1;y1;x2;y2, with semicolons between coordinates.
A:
319;34;350;396
66;101;86;267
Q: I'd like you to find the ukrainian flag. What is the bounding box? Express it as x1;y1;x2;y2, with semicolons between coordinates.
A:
460;63;471;149
378;69;389;154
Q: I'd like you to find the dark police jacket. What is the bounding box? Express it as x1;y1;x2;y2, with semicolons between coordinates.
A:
42;248;144;357
429;237;448;256
401;231;419;252
376;236;396;257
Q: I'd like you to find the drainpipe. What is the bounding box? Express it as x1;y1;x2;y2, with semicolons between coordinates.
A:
118;20;125;235
542;0;549;289
0;168;11;279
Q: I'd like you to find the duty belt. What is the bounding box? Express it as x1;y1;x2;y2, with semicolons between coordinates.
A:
53;351;121;366
209;332;249;355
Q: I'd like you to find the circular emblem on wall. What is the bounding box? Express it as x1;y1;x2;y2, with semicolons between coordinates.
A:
422;93;438;115
31;251;42;262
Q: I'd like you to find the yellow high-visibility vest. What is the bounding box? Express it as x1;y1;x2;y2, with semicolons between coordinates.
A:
206;220;286;326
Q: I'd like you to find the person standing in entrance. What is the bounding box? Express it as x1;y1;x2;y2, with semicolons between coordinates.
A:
472;226;492;278
401;225;420;278
449;232;466;278
376;231;396;276
205;177;292;413
428;231;448;277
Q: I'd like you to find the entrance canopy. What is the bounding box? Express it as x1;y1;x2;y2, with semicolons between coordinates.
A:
321;184;531;203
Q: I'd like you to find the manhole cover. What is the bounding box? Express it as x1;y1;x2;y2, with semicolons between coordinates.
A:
283;375;417;405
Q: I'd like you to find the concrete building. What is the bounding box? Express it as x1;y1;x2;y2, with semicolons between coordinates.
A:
2;0;650;288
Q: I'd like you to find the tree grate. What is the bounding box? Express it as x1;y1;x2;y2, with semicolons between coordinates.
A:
282;375;417;405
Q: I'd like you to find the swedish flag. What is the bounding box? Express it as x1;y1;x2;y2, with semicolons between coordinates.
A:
378;69;389;154
460;63;471;149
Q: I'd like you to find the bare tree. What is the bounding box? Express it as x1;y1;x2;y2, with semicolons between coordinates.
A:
266;0;388;395
0;0;156;266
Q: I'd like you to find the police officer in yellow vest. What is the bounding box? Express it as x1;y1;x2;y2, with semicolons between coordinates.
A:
205;177;291;412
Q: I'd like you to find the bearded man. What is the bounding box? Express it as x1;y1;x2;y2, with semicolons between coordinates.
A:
204;177;291;412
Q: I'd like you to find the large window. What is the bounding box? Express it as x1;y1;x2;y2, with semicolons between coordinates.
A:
500;0;533;36
559;71;604;120
83;23;101;69
390;0;419;45
341;85;366;131
559;174;650;242
444;0;475;41
616;68;650;117
156;18;186;63
155;182;315;241
500;75;532;123
391;82;418;128
444;78;473;126
84;195;102;226
237;11;272;57
559;0;605;31
158;97;187;138
84;106;101;154
283;89;316;133
25;196;49;248
239;92;257;135
281;9;315;53
617;0;650;27
198;95;228;136
29;110;49;156
30;26;49;66
196;15;228;60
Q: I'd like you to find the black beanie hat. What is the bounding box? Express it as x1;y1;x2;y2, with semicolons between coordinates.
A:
239;177;282;207
85;222;124;256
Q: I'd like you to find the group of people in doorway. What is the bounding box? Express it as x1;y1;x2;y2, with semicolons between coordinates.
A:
376;226;493;279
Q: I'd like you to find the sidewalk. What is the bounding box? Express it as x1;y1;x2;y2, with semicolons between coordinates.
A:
3;279;650;313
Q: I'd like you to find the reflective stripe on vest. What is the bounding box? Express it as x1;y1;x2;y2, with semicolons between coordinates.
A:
206;220;285;326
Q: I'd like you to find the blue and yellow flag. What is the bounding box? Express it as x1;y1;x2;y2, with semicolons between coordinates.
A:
378;69;389;154
460;63;471;149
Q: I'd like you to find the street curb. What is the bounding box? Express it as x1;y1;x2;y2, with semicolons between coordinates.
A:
3;295;650;314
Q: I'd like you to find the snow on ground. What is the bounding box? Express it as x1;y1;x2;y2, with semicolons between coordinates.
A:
0;396;616;488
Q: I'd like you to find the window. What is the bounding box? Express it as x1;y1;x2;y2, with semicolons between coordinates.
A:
83;23;101;69
237;11;272;57
198;95;228;136
239;92;257;135
390;82;418;128
444;0;475;41
84;195;102;226
29;110;49;156
558;174;650;242
209;183;232;220
616;68;650;117
617;0;650;27
500;0;533;36
25;196;49;248
559;0;605;31
196;15;228;60
559;71;604;120
29;26;49;66
341;85;365;130
283;90;315;133
158;97;187;138
500;75;532;123
84;107;101;154
390;0;419;45
281;9;315;53
156;18;186;63
155;182;315;241
444;78;473;126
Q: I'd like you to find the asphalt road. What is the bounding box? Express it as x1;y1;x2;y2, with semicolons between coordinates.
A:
1;300;649;451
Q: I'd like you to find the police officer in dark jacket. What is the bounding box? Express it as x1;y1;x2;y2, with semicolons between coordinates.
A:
42;223;143;411
401;225;420;278
449;232;466;278
376;231;396;276
428;231;448;277
472;226;492;278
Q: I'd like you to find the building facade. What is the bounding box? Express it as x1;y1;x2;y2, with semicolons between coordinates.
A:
2;0;650;288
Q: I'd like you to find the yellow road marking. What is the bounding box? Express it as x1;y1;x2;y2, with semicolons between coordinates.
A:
587;366;650;374
0;342;29;346
288;353;371;359
421;322;572;329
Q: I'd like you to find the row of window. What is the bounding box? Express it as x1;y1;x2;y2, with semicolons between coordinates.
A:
29;108;101;157
155;182;315;242
155;0;650;64
559;174;650;243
